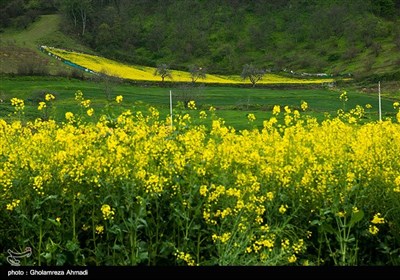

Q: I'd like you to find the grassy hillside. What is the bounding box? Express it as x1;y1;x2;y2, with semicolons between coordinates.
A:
1;14;337;86
0;12;399;94
51;0;400;80
0;14;91;75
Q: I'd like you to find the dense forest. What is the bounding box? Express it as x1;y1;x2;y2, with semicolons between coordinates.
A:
1;0;400;78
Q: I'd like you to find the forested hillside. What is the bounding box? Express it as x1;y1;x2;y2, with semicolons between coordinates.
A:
1;0;400;80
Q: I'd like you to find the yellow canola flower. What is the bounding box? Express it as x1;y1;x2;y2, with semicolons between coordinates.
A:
116;95;123;103
81;99;91;108
288;254;297;263
371;213;385;224
369;225;379;235
45;93;55;101
65;112;74;121
272;105;281;115
301;101;308;111
247;113;256;122
187;100;196;110
6;199;21;211
10;97;24;107
337;211;346;218
175;250;196;266
266;192;274;201
279;204;288;214
101;204;115;220
38;102;46;110
340;91;348;102
394;176;400;192
87;108;94;117
199;185;208;196
96;225;104;234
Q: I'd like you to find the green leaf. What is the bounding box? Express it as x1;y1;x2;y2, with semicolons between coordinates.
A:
320;223;335;234
41;252;52;261
310;219;321;226
349;209;364;227
56;254;67;266
66;240;79;252
47;218;61;227
112;244;122;251
139;252;149;262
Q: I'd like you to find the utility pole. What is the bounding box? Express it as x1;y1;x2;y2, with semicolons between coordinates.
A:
378;81;382;122
170;90;173;129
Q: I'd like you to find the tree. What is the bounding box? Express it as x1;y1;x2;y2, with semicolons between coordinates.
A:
154;63;172;82
188;65;206;83
97;68;120;102
241;64;266;87
61;0;92;36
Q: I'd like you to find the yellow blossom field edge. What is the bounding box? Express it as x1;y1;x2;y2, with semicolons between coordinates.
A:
41;46;335;85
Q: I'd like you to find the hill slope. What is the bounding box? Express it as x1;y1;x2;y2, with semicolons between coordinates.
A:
53;0;400;81
0;14;91;75
1;14;336;86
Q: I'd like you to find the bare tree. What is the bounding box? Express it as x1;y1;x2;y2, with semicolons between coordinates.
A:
154;63;172;82
97;68;120;102
241;64;266;87
61;0;92;36
188;65;206;83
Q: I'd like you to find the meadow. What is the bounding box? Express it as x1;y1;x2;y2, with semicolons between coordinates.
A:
1;75;400;266
0;76;397;130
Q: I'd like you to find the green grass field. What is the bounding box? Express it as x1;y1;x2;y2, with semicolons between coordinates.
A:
1;76;398;131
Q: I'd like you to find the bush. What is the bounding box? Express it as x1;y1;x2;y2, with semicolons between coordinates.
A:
16;58;49;76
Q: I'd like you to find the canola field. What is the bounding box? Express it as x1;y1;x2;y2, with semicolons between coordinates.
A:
1;91;400;266
40;46;335;85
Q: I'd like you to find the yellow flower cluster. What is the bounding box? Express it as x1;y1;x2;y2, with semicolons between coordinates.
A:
247;113;256;122
212;232;232;244
301;101;308;111
101;204;115;220
175;250;196;266
115;95;123;103
10;98;25;114
187;100;196;110
45;93;55;101
96;225;104;235
279;204;288;214
38;102;46;111
369;213;386;235
6;199;20;211
371;213;385;224
10;97;24;108
340;91;348;102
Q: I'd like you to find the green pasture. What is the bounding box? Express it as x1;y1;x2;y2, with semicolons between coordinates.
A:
0;76;398;130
